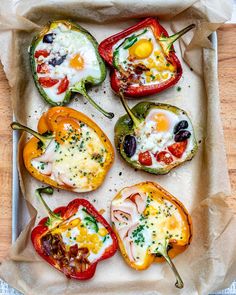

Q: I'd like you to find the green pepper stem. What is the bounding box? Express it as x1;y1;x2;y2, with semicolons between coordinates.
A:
11;122;52;147
73;81;114;119
155;240;184;289
36;187;63;229
159;24;195;55
119;92;141;128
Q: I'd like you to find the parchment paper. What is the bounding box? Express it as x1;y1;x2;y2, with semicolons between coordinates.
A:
0;0;235;294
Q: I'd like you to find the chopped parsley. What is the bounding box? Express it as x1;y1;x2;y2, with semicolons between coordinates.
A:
132;225;145;245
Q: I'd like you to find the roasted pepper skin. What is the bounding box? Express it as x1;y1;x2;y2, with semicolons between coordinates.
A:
112;181;192;270
30;20;107;106
114;101;198;174
22;106;114;192
98;18;182;98
32;197;118;280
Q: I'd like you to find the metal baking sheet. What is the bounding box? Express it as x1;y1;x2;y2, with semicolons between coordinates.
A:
1;31;235;295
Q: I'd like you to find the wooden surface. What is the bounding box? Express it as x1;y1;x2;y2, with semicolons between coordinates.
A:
0;24;235;261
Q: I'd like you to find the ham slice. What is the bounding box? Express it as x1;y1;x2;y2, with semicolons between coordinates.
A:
129;193;147;214
112;210;132;224
33;140;56;163
111;188;149;263
122;223;139;262
111;201;138;224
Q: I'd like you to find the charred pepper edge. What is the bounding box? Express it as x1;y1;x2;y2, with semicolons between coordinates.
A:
30;20;114;119
111;181;193;288
31;186;118;280
114;100;198;175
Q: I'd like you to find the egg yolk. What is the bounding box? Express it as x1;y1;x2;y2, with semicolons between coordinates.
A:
55;118;81;144
152;113;170;132
129;39;153;59
70;53;84;70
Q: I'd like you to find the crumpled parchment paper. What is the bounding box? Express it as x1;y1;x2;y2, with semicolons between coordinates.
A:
0;0;235;294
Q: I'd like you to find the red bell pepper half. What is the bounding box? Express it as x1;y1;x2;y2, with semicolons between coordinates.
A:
98;18;195;98
31;187;118;280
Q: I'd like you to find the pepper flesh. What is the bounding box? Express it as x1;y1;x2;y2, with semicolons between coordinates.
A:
11;106;114;192
111;182;192;288
31;187;118;280
114;95;198;174
30;20;114;118
98;17;195;98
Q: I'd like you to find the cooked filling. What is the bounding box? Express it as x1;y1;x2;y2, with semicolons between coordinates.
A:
41;206;113;273
113;27;176;87
34;23;102;103
31;119;109;192
123;108;195;168
111;185;188;266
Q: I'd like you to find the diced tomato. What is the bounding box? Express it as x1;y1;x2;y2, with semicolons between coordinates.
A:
37;63;49;74
34;50;50;58
168;140;187;158
57;76;69;94
155;151;173;165
38;77;59;88
138;151;152;166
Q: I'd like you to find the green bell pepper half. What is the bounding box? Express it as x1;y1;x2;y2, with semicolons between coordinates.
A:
30;20;114;119
114;94;198;174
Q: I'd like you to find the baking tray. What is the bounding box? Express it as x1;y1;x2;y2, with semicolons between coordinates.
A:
1;31;234;295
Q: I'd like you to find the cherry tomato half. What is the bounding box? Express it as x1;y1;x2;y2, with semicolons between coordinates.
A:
155;151;173;165
39;77;59;88
57;76;69;94
138;151;152;166
168;140;187;158
37;63;49;74
34;50;50;58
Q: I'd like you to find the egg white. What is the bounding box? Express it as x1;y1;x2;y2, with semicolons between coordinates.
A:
35;23;102;103
131;108;195;168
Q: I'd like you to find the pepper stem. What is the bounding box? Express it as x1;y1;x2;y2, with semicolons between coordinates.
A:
36;187;63;229
155;239;184;289
159;24;195;55
119;92;141;128
73;81;114;119
11;122;53;148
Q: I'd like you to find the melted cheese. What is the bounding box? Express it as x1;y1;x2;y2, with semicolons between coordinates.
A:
50;207;113;263
31;121;108;192
112;187;186;266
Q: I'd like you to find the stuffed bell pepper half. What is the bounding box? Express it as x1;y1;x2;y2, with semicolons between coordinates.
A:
32;187;117;279
99;17;195;97
11;107;114;192
111;182;192;288
30;20;114;118
114;94;198;174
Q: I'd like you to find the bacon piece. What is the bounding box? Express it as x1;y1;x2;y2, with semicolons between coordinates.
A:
41;233;90;274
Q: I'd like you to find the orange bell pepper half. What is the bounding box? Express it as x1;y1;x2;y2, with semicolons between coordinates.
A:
111;181;192;288
11;106;114;193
